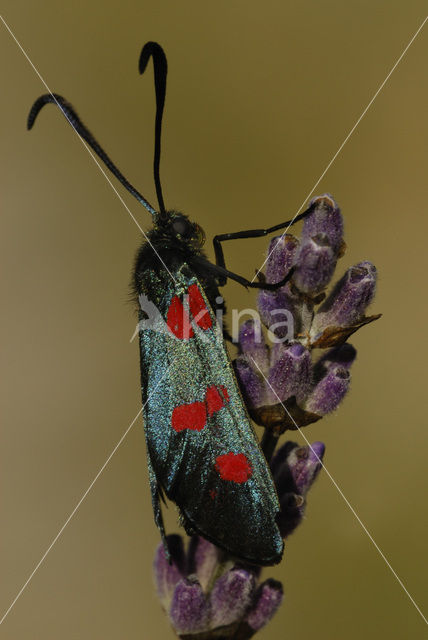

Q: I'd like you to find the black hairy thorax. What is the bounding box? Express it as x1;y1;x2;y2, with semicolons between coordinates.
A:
132;210;223;313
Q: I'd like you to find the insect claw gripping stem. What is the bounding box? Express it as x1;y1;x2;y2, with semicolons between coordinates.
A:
193;257;296;291
212;203;316;287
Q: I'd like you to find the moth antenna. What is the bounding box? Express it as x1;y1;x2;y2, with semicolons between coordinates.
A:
139;42;167;218
27;93;157;216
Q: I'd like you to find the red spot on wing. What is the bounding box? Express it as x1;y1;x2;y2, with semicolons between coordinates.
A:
172;402;207;432
206;385;230;416
188;284;212;330
219;386;229;402
215;452;253;484
206;386;224;416
167;296;194;340
209;489;218;500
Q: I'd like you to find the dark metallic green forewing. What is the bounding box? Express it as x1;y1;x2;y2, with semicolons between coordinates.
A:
138;264;283;565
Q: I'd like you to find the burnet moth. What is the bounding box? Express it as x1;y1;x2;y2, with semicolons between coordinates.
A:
27;41;315;566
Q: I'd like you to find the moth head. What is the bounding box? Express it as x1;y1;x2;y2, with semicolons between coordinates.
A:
157;211;206;248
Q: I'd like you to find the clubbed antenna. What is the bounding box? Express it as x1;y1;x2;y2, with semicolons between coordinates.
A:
139;41;168;217
27;89;158;215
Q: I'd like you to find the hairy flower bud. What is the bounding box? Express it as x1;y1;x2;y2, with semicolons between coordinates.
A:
305;365;351;415
234;357;266;408
265;234;299;284
245;579;284;632
312;261;377;337
268;342;311;404
187;535;220;591
238;319;269;373
271;441;325;537
277;492;304;537
293;233;336;294
153;535;185;609
286;441;325;495
210;568;256;628
313;343;356;382
170;576;210;634
303;194;344;253
258;287;298;340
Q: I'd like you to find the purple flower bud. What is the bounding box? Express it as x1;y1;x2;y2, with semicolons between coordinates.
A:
238;319;269;373
303;194;344;253
153;535;185;609
245;579;284;632
210;567;256;628
312;261;377;336
269;442;303;536
293;233;336;294
169;576;210;634
305;365;351;415
234;357;266;408
268;342;311;404
286;441;325;495
264;234;299;284
258;287;298;340
270;440;299;479
270;440;324;536
187;536;220;591
277;492;304;537
313;343;356;382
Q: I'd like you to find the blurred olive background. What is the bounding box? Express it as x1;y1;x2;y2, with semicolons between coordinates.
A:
1;2;427;638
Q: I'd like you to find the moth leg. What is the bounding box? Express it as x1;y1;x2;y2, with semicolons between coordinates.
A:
193;256;295;291
146;447;170;562
212;203;314;286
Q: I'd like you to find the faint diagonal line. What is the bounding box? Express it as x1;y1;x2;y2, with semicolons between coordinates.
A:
0;363;170;626
0;410;142;625
250;356;428;625
0;14;177;285
252;14;428;282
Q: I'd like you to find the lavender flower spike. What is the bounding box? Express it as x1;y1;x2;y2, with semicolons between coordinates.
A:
154;535;284;639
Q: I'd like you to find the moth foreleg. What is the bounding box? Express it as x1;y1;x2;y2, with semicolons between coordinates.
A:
212;203;315;285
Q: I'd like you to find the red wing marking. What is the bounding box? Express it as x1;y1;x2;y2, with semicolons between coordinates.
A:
219;386;229;402
209;489;218;500
167;296;194;340
172;402;206;432
187;284;212;330
215;452;253;484
206;385;230;416
172;384;229;433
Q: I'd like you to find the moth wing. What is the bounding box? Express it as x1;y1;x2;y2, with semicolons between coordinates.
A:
139;265;283;565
